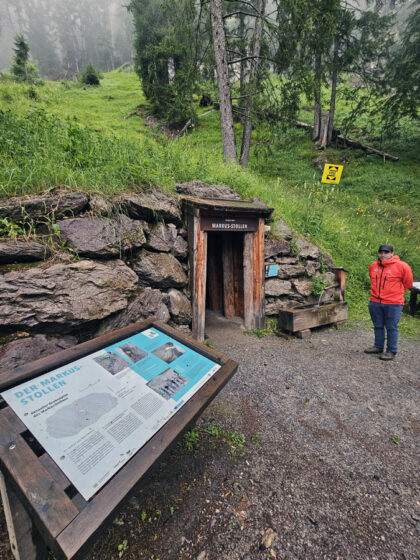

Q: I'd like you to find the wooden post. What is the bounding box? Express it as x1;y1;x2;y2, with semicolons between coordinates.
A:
0;471;48;560
189;214;208;341
334;269;347;301
243;217;265;329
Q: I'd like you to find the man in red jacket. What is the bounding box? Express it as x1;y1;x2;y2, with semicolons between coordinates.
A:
364;244;413;360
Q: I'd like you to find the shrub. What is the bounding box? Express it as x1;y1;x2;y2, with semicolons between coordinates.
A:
80;62;101;86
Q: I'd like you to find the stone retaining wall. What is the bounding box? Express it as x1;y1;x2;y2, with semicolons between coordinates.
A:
0;183;335;372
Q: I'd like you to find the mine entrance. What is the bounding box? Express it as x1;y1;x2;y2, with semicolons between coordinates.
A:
206;232;244;319
182;197;273;341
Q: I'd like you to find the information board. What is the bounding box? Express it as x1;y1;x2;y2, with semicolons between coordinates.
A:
1;327;220;500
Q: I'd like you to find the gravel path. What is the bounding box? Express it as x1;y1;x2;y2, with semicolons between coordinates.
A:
1;314;419;559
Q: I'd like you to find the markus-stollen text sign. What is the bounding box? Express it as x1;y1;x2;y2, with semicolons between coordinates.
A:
201;215;258;232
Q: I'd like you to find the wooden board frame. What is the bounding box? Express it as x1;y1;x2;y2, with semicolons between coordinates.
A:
0;320;238;560
186;204;269;341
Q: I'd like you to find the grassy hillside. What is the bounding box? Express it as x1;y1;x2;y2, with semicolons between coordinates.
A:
0;69;419;334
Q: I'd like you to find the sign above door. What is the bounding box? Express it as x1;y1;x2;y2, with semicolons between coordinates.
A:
201;215;258;232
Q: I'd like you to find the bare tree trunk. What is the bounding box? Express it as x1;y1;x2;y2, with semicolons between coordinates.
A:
313;53;322;141
327;38;339;145
210;0;237;162
317;112;329;148
239;0;265;168
239;11;247;105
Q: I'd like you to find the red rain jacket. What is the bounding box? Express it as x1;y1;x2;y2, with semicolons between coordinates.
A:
369;255;413;305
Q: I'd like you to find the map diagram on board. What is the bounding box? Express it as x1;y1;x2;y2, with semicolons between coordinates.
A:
1;327;220;500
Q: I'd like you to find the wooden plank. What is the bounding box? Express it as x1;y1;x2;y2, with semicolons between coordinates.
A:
1;407;27;433
0;471;48;560
0;413;79;540
181;198;274;216
278;302;348;332
56;359;238;559
222;234;235;318
191;215;207;341
243;232;254;329
0;319;156;392
276;311;294;333
254;217;266;329
243;218;265;329
39;454;71;491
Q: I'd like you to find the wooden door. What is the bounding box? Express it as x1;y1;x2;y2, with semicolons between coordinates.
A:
206;233;244;318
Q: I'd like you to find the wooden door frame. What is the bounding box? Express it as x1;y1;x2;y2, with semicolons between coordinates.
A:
188;210;266;341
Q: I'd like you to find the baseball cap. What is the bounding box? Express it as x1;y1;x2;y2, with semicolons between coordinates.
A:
378;244;393;252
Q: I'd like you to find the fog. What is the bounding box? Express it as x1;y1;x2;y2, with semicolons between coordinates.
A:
0;0;134;78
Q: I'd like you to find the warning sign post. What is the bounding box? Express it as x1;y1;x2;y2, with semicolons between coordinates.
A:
321;164;343;184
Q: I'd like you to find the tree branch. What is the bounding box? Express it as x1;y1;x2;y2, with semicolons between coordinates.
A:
223;11;256;19
228;55;266;64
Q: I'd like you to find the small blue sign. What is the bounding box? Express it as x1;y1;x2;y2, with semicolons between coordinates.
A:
265;265;278;278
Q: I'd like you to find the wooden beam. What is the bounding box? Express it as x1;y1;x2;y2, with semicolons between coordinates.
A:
0;471;48;560
189;214;207;341
0;413;79;542
243;217;265;329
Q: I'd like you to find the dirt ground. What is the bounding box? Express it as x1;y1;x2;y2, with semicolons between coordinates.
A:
1;314;419;560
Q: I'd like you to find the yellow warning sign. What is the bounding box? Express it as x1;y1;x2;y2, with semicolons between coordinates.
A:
321;164;343;184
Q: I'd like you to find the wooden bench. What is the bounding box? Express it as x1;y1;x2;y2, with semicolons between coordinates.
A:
0;320;238;559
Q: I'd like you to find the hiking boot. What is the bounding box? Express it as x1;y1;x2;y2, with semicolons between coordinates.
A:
379;352;396;361
364;346;383;354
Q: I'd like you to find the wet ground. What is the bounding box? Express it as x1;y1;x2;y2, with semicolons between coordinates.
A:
1;313;419;559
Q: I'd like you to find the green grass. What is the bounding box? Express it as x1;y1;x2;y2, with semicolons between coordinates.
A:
0;69;419;336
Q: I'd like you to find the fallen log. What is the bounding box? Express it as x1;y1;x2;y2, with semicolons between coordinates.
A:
287;117;399;161
176;118;193;138
122;110;138;120
334;136;399;161
176;110;216;138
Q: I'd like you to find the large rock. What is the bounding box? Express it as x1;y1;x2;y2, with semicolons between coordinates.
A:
295;237;320;259
0;190;89;222
117;189;182;225
264;238;291;259
176;181;241;201
172;235;188;260
292;279;313;296
0;239;50;264
57;216;146;258
88;194;113;216
323;271;337;287
96;288;170;334
146;223;177;252
276;256;299;265
305;261;321;276
0;335;77;375
131;251;187;289
271;219;293;240
0;260;138;328
277;264;306;279
167;289;192;324
265;279;292;297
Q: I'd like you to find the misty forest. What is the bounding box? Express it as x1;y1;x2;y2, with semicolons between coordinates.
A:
0;0;419;556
